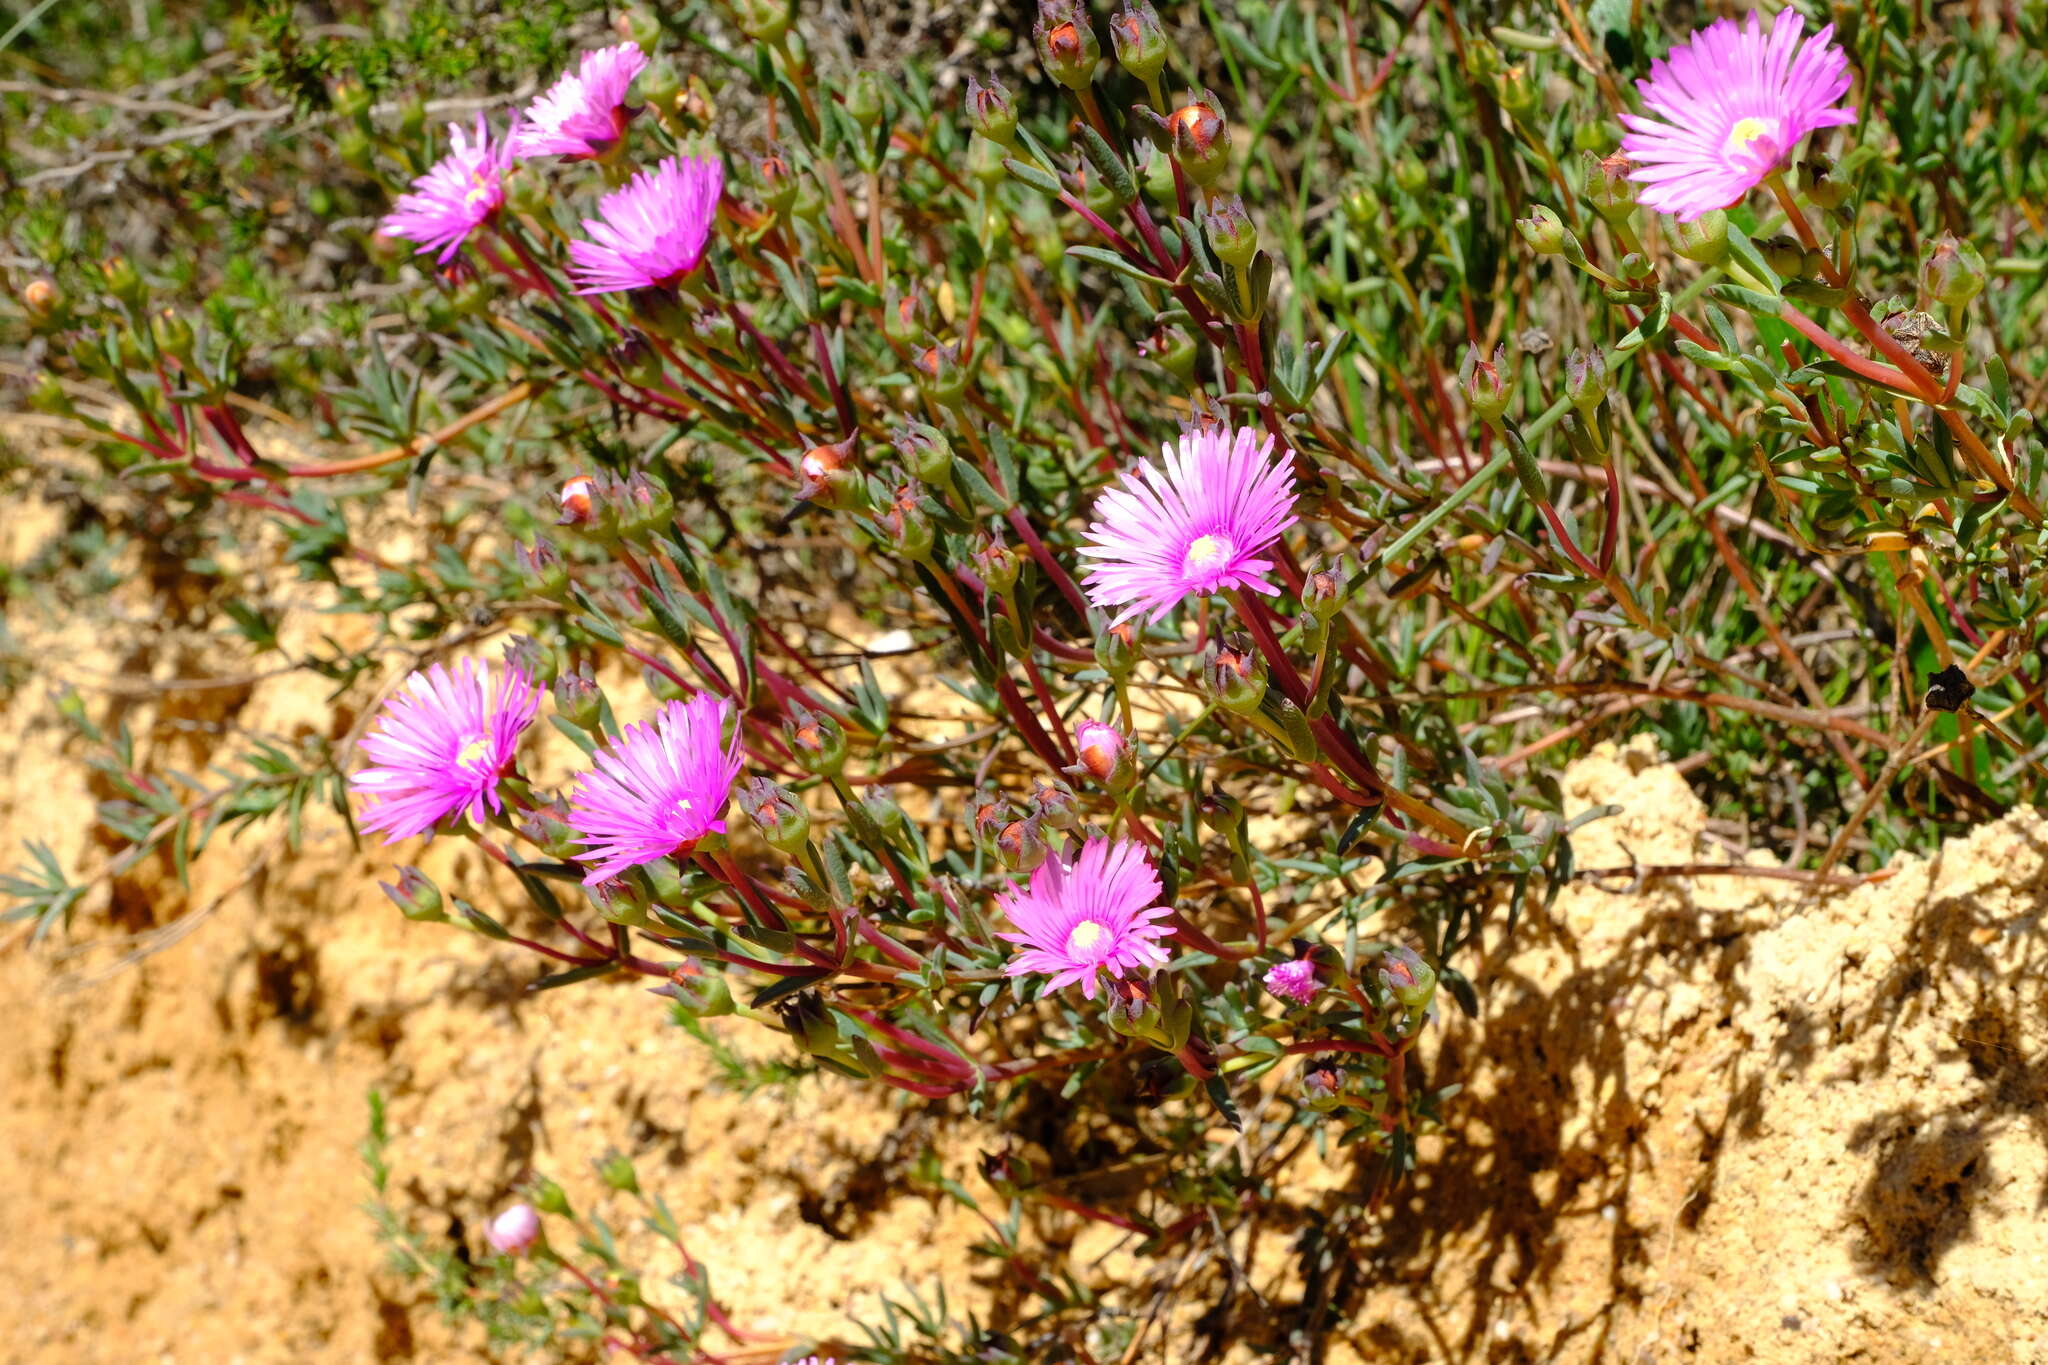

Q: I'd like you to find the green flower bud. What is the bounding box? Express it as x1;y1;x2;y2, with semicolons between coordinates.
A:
732;0;791;43
1108;0;1172;84
1581;151;1637;222
1167;98;1230;188
1459;343;1513;424
619;6;662;51
964;74;1017;146
995;816;1048;872
380;866;447;922
1515;205;1568;255
846;70;885;127
552;667;603;730
1564;347;1607;412
1140;322;1198;383
640;54;683;116
736;777;811;855
1205;636;1267;715
1921;234;1987;307
1033;0;1100;91
1670;210;1729;265
1096;619;1139;679
786;704;848;776
102;256;144;310
1797;154;1849;211
1202;193;1258;268
1392;155;1428;194
1759;233;1807;281
516;537;570;601
597;1150;641;1194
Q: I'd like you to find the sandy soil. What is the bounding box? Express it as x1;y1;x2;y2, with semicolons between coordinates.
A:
3;476;2044;1363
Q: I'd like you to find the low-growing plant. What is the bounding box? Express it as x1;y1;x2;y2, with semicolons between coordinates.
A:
9;0;2048;1356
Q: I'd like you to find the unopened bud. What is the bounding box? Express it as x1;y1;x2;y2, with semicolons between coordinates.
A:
552;666;603;729
380;866;446;922
1302;557;1348;621
1759;233;1807;281
1392;155;1428;194
1167;98;1229;187
1494;63;1539;118
1459;343;1513;424
1670;209;1729;265
485;1202;542;1255
971;536;1021;596
1139;322;1197;383
102;256;144;309
913;339;970;406
1564;347;1607;412
1921;234;1987;307
964;74;1017;146
1797;154;1849;211
1201;193;1257;268
882;483;936;560
1096;620;1139;680
1205;636;1267;715
1029;779;1080;830
1515;204;1567;255
517;798;581;860
786;704;847;776
501;635;557;686
1070;718;1134;793
1108;0;1172;84
995;816;1048;872
21;279;65;328
893;422;954;488
516;537;570;601
1377;945;1438;1015
732;0;791;43
1581;151;1637;221
979;1148;1036;1197
558;473;598;526
1033;0;1100;91
797;437;865;509
1301;1057;1345;1111
846;70;885;127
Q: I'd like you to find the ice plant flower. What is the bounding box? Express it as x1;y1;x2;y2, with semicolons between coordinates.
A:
567;693;744;883
1620;10;1855;222
485;1202;541;1255
377;116;513;264
511;42;647;160
1264;958;1320;1006
997;837;1174;999
1078;424;1298;626
569;154;726;295
352;659;540;841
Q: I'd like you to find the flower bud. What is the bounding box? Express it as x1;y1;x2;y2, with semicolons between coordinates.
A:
1096;620;1139;680
1581;151;1637;222
1515;204;1567;255
380;865;447;922
1301;1056;1345;1111
913;339;970;406
102;256;144;309
881;483;936;560
732;0;791;43
485;1202;542;1255
597;1150;640;1195
1459;343;1513;424
517;798;582;860
1302;557;1348;622
1109;0;1172;84
1759;233;1807;281
1070;718;1135;794
558;473;598;526
1029;779;1080;830
1205;636;1267;715
1564;347;1607;412
502;635;558;686
1199;788;1246;838
1167;98;1229;187
1494;63;1539;119
1201;193;1257;268
1341;184;1382;228
1377;944;1438;1015
530;1177;572;1217
893;422;954;488
1263;956;1320;1006
516;537;570;601
797;437;865;510
786;704;847;776
1034;0;1100;90
979;1147;1036;1197
732;776;809;855
1138;322;1197;383
846;70;885;127
970;536;1021;596
640;54;683;116
618;471;674;539
1797;154;1848;211
775;991;879;1077
995;816;1048;872
552;666;602;729
753;151;799;216
1670;209;1729;264
1392;155;1428;194
1921;234;1987;307
21;279;65;329
964;74;1017;146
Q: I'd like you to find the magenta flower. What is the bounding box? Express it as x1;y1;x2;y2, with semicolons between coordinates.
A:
1077;424;1298;627
568;155;726;295
997;837;1174;1000
568;693;744;883
511;42;647;160
352;659;540;841
377;116;513;264
1264;958;1319;1006
1620;10;1855;222
485;1203;541;1255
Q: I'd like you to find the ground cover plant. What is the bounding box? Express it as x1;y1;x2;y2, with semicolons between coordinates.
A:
5;0;2048;1358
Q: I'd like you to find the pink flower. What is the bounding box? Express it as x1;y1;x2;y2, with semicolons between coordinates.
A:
568;694;744;883
1621;11;1855;222
1077;424;1298;627
485;1202;541;1255
511;42;647;160
997;837;1174;999
568;154;725;295
377;116;513;264
1264;958;1319;1006
352;659;540;842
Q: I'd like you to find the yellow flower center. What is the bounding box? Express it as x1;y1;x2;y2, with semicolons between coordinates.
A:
455;735;492;770
1064;920;1106;955
1723;116;1776;157
1182;533;1234;575
463;172;496;208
